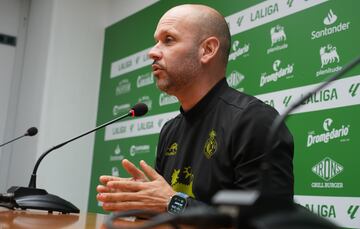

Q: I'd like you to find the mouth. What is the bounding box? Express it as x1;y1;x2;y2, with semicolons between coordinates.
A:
151;63;164;76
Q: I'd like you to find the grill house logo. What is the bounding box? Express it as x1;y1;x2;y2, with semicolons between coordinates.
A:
312;157;343;182
307;118;350;147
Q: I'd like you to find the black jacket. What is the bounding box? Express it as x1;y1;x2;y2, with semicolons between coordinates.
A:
156;78;294;207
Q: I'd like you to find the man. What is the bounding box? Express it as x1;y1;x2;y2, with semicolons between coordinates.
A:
97;4;293;214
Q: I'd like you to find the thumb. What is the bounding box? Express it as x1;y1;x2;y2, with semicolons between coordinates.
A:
139;160;161;181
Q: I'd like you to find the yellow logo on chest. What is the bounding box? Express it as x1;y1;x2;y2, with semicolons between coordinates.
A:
204;129;217;159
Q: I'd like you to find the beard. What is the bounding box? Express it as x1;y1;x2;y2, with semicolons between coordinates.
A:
155;49;200;95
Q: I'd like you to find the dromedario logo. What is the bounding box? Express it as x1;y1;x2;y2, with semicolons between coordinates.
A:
260;59;294;87
307;118;350;147
228;40;249;61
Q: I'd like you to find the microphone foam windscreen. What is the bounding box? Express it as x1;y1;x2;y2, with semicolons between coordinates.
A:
131;103;148;117
26;127;38;136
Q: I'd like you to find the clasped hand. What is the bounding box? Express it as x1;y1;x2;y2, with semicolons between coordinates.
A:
96;159;175;213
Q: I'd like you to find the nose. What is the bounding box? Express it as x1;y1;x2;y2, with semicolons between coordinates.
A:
148;44;162;61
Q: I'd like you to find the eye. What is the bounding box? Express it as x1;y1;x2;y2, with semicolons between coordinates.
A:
164;35;174;44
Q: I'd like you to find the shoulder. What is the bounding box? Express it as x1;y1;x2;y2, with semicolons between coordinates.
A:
218;86;278;118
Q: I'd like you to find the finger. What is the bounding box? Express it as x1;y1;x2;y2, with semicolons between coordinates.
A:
99;175;122;185
122;159;147;180
102;199;167;213
97;192;140;203
101;201;145;212
107;180;145;192
97;185;109;193
96;185;117;193
139;160;161;181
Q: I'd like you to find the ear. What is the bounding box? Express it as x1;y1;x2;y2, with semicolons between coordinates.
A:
200;36;220;64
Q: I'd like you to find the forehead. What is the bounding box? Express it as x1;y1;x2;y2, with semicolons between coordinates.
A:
154;8;195;37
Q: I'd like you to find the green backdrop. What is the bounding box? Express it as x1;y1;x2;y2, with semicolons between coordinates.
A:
88;1;360;228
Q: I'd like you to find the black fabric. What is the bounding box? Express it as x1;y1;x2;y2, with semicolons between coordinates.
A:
156;78;294;207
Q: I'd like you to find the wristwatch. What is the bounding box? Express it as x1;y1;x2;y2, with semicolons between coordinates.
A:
167;192;189;214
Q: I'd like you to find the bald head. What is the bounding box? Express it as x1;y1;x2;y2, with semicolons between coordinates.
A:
160;4;231;66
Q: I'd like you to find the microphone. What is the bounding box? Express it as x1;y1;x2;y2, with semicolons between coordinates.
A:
0;127;38;148
0;103;148;214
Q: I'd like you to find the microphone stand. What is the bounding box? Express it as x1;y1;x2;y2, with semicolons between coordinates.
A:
239;55;360;228
0;127;38;148
0;110;137;214
0;135;27;148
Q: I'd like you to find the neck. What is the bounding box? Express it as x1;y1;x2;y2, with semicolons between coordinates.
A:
176;75;223;112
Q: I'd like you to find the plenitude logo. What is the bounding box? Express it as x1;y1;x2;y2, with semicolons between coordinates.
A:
311;9;351;40
316;44;342;77
260;59;294;87
267;24;288;54
307;118;350;147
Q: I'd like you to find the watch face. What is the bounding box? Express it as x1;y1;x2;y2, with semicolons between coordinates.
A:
168;195;187;214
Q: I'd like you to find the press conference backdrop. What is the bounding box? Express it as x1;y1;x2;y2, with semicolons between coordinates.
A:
88;1;360;228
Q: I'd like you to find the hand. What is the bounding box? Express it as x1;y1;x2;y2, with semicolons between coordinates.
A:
96;159;176;213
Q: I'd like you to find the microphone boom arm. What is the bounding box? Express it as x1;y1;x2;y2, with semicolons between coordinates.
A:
28;111;133;188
